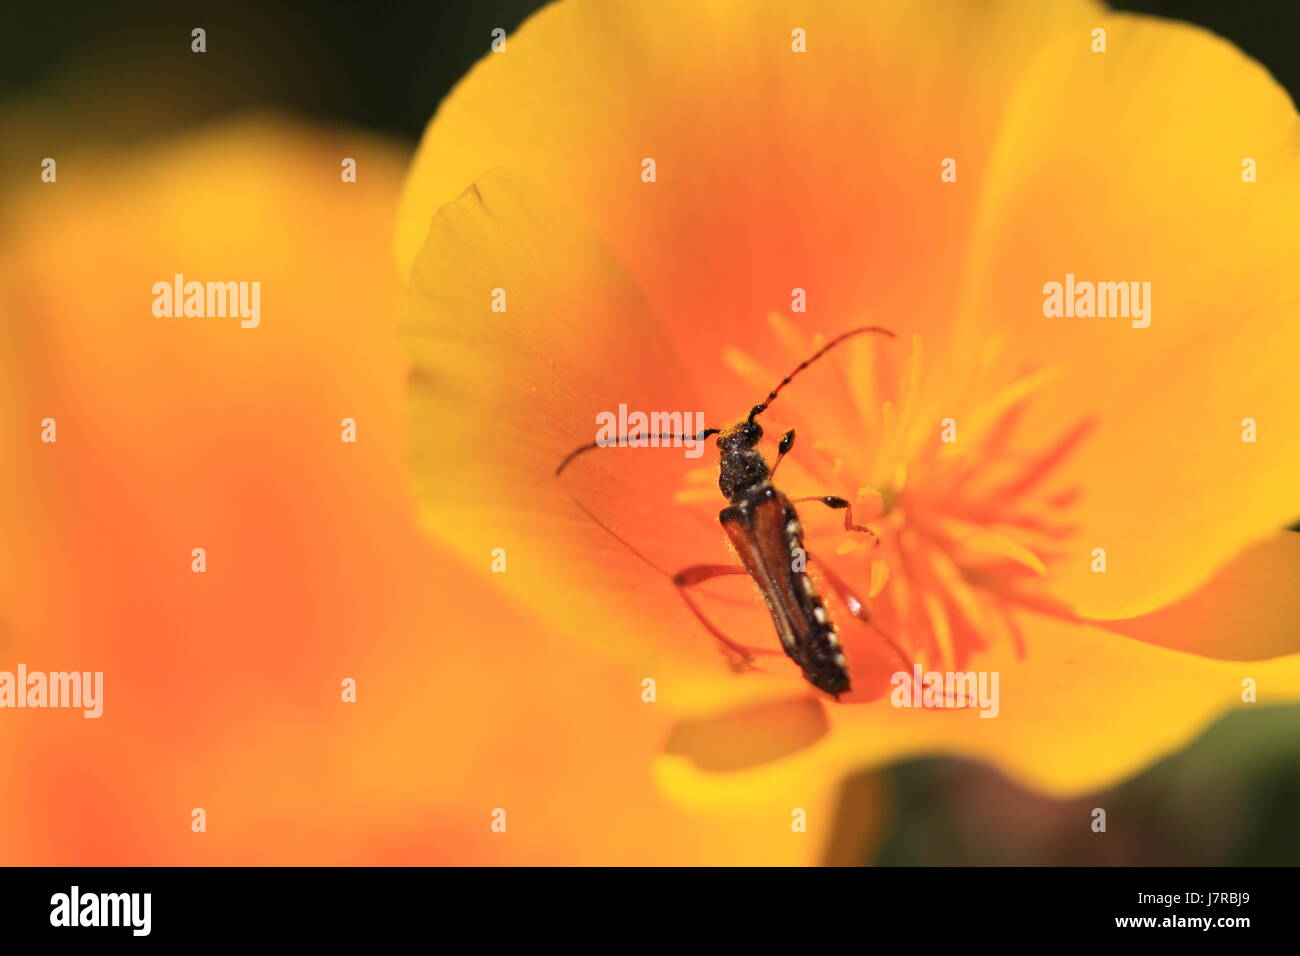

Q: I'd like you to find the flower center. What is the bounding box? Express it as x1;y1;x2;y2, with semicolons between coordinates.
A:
685;324;1093;675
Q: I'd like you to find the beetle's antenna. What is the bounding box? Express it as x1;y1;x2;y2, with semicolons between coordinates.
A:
747;326;895;423
555;429;721;476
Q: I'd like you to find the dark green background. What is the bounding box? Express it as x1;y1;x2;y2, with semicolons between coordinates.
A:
3;1;1298;140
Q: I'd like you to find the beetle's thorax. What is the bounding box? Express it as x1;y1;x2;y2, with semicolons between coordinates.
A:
716;419;770;502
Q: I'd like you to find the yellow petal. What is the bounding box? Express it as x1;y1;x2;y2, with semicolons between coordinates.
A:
398;0;1105;425
659;612;1300;801
0;118;819;866
400;167;806;710
665;695;830;772
1107;531;1300;660
958;15;1300;618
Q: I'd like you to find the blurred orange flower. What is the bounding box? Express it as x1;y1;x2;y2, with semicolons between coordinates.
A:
0;116;833;864
396;0;1300;800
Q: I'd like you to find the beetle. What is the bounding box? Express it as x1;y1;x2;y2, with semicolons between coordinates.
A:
556;326;899;698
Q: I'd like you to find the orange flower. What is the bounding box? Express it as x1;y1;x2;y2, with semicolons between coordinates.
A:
0;116;830;864
396;0;1300;799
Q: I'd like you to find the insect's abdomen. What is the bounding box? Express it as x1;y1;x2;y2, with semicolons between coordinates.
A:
721;486;851;697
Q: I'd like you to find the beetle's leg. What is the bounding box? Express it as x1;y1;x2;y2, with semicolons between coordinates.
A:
672;564;783;668
791;495;880;547
809;555;978;709
808;553;912;669
769;428;796;479
560;492;778;670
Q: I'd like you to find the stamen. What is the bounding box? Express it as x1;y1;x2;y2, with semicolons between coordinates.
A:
868;560;890;598
696;326;1090;684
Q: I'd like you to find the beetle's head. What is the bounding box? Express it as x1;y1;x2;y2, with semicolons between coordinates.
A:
717;417;763;452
